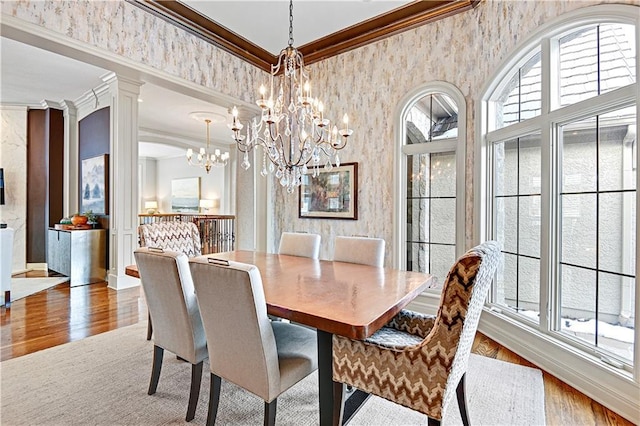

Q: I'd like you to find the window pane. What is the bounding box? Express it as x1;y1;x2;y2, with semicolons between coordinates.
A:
600;106;637;192
495;197;517;254
598;272;635;362
560;264;596;345
519;195;540;258
518;256;540;320
407;154;429;198
559;24;636;107
492;51;542;129
405;149;456;282
600;24;636;93
431;152;456;197
407;92;459;143
430;244;456;286
599;192;636;276
494;139;518;196
407;242;429;275
561;193;597;268
562;117;597;193
519;135;541;195
496;252;517;306
407;198;429;243
431;198;456;244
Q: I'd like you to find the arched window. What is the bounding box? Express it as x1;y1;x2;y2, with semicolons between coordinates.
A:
479;5;637;370
395;82;466;286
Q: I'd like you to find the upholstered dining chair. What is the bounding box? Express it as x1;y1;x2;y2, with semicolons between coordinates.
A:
189;257;318;426
133;247;208;422
278;231;321;259
332;241;501;426
138;221;202;339
333;235;385;267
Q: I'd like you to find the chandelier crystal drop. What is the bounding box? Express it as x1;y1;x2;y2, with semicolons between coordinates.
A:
229;0;352;193
187;118;229;173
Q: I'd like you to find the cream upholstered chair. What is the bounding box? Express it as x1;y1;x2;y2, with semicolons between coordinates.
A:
138;221;202;339
333;235;385;267
133;247;208;422
278;231;321;259
332;241;501;426
189;257;318;426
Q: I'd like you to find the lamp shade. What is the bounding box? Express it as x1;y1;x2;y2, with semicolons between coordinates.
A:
199;199;214;209
0;168;5;205
144;200;158;214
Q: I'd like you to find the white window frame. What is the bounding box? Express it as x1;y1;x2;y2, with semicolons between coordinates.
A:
475;4;640;422
393;81;466;272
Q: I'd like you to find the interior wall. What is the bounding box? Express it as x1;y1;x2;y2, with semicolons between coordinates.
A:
0;106;27;273
156;156;227;215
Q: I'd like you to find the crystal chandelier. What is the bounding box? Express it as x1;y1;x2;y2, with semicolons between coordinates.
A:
229;0;353;193
187;117;229;173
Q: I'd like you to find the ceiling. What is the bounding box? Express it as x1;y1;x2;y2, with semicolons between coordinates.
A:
0;0;472;159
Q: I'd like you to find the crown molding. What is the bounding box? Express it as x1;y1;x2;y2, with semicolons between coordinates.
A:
127;0;480;71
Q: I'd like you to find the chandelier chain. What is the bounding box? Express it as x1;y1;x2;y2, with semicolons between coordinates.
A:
229;0;353;193
288;0;294;47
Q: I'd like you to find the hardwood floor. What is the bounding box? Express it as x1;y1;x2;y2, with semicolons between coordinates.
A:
0;273;634;425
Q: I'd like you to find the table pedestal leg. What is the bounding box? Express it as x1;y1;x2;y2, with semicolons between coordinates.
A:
317;330;334;426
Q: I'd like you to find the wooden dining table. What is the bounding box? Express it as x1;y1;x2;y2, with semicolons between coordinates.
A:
126;250;433;425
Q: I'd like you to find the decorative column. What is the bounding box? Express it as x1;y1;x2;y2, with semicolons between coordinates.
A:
106;74;143;290
231;106;264;251
61;100;78;217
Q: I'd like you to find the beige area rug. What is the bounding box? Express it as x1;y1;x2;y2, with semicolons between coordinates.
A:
0;322;545;425
9;277;69;301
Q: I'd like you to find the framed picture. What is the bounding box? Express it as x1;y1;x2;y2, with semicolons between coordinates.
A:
171;177;200;212
299;162;358;220
81;154;109;214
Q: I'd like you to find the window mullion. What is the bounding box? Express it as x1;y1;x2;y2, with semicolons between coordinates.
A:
539;36;553;333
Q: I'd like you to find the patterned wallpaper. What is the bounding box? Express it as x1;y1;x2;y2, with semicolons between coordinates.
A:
2;0;638;266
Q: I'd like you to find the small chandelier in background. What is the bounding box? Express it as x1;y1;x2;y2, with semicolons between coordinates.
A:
229;0;353;193
187;114;229;173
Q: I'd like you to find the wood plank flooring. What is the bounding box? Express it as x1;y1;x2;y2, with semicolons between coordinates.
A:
0;273;634;425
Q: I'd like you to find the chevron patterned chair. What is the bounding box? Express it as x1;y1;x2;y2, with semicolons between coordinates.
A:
139;221;202;258
332;241;501;426
138;221;202;339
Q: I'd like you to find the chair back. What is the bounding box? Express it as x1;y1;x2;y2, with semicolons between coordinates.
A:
189;258;280;401
133;247;207;363
138;221;202;257
433;241;501;413
333;236;385;267
278;232;321;259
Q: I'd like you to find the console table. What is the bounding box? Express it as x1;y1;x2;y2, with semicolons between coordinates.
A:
47;228;107;287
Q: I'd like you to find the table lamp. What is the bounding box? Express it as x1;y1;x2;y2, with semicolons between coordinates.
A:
199;199;214;214
144;200;158;214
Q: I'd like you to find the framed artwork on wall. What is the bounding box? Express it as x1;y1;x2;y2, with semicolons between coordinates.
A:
171;177;200;212
81;154;109;215
299;162;358;220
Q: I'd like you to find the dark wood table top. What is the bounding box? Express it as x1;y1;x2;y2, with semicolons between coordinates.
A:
126;250;433;340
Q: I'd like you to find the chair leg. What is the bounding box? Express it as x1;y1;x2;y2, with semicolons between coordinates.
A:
148;345;164;395
333;381;345;426
264;399;277;426
206;374;222;426
186;361;203;422
456;372;470;426
146;313;153;340
427;417;441;426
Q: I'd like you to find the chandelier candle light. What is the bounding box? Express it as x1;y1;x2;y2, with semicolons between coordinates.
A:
187;117;229;173
229;0;353;193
